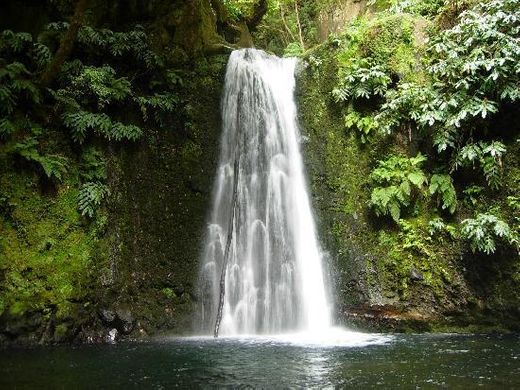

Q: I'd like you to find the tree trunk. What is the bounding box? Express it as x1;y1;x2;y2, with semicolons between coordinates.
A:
39;0;90;87
246;0;268;32
214;157;240;338
294;0;305;50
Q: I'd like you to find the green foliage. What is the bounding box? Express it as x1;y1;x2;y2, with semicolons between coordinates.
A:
77;147;108;217
333;61;391;101
462;185;484;206
283;42;304;57
454;141;506;189
0;62;41;115
0;30;33;53
428;217;457;238
255;0;319;55
78;182;110;218
429;174;457;214
397;219;435;258
135;93;178;124
336;14;417;80
72;66;132;108
376;82;440;135
336;0;519;211
461;213;517;254
13;137;68;181
370;154;427;221
374;0;518;186
47;23;160;67
80;147;107;182
63;111;142;143
161;287;177;299
223;0;256;20
344;110;378;143
389;0;446;16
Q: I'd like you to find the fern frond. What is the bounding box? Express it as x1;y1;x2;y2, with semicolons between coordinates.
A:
78;182;110;217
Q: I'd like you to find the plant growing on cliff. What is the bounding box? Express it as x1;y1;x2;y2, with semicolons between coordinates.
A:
370;154;427;221
461;213;518;254
429;174;457;214
63;111;142;143
333;61;391;102
375;0;519;188
453;141;506;189
12;137;68;181
78;182;110;218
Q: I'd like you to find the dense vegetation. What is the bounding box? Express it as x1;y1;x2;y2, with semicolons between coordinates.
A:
0;0;519;343
328;0;519;255
296;0;519;330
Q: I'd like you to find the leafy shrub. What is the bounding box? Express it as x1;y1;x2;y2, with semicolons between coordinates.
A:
47;23;160;68
462;185;484;206
80;147;107;182
454;141;506;189
135;93;178;124
333;61;391;102
0;30;33;53
0;62;41;115
284;42;304;57
344;110;378;143
370;154;427;221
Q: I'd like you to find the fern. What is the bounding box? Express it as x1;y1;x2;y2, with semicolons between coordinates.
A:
76;25;159;67
32;42;52;69
429;174;457;214
0;30;33;53
13;138;68;181
0;62;40;114
0;119;16;137
135;93;177;122
78;182;110;218
428;217;457;239
80;147;107;181
72;66;132;108
63;111;142;143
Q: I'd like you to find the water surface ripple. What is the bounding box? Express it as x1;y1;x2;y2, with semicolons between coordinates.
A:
2;334;519;388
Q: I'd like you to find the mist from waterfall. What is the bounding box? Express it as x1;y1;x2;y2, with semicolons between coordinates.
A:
199;48;331;336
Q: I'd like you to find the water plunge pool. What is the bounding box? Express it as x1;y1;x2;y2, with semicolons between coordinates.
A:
2;333;519;388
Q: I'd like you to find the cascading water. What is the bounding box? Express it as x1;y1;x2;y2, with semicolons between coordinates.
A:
199;48;331;336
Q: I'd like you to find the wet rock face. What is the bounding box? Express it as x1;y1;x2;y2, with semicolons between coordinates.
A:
99;308;135;335
317;0;369;41
410;268;424;282
99;55;228;339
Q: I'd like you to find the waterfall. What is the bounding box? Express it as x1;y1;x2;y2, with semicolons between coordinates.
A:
200;49;331;336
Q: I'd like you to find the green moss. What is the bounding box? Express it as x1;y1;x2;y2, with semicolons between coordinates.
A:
337;13;426;82
0;151;99;321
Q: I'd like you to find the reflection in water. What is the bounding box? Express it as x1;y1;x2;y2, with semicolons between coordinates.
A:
1;334;519;388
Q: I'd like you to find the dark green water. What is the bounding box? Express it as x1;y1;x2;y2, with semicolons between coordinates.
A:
1;334;519;388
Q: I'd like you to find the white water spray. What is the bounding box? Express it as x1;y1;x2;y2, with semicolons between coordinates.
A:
199;49;332;337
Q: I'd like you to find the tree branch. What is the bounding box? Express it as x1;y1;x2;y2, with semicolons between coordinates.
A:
39;0;90;87
246;0;268;32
